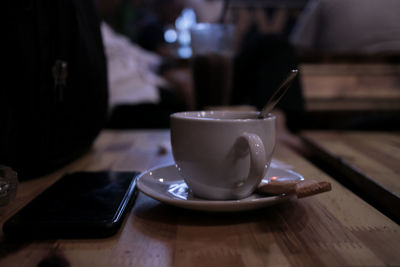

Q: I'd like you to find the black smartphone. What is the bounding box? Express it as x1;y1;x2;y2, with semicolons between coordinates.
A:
3;171;139;239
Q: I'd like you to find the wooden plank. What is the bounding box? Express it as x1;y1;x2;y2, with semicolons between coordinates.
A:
300;63;400;111
0;130;399;267
306;99;400;111
301;64;400;75
301;131;400;222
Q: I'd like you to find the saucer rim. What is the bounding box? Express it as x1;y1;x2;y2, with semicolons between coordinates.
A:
136;164;301;211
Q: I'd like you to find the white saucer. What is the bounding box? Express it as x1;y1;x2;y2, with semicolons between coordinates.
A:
136;164;304;212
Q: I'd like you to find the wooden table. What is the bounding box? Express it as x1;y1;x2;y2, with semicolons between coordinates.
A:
301;64;400;111
1;130;400;267
301;131;400;224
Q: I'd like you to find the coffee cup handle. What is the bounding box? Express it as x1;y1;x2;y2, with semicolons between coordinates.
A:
237;133;266;194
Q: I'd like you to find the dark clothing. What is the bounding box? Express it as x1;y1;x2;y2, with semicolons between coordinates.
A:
232;30;305;132
2;0;108;179
107;88;186;129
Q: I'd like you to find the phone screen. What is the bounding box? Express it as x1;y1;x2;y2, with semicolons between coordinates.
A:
3;171;139;239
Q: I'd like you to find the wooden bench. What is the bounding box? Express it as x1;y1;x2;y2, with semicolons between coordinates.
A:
299;63;400;130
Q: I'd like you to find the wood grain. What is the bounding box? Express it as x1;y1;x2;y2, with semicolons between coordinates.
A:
301;131;400;223
300;64;400;111
1;130;399;267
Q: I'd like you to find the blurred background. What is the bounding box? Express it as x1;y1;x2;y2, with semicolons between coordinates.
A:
98;0;400;131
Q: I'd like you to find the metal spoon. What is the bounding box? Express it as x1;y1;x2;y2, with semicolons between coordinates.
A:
259;69;298;118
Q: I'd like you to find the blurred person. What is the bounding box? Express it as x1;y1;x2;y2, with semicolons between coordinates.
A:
97;0;189;128
101;21;188;128
290;0;400;54
134;0;184;55
99;0;184;56
227;5;307;153
230;5;305;133
231;34;307;154
193;0;311;153
101;22;164;110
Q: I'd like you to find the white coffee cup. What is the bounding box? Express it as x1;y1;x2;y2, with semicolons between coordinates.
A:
170;111;276;200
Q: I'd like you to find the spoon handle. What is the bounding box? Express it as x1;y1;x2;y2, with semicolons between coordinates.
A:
259;69;298;118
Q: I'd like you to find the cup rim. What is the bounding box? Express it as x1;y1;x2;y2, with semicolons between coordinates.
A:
171;110;275;122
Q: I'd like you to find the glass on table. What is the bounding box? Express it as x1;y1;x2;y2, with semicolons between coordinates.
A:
190;23;235;109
